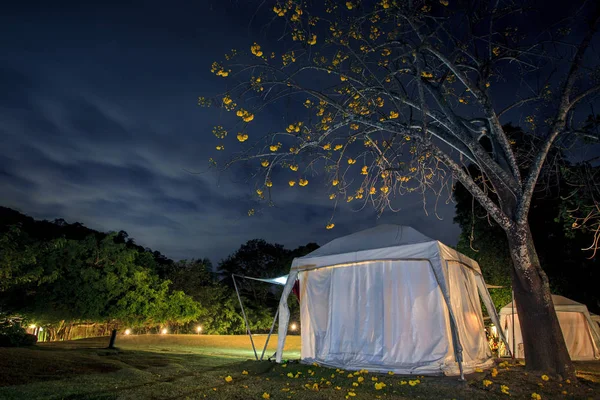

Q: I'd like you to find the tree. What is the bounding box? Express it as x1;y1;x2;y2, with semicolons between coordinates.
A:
202;0;600;375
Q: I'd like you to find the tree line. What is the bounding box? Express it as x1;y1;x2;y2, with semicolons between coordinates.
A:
0;206;314;340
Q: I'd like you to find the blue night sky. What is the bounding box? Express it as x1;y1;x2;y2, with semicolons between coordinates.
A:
0;0;463;262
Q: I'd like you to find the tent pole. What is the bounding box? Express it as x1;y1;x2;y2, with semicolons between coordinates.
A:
511;288;515;359
260;307;279;360
232;274;258;360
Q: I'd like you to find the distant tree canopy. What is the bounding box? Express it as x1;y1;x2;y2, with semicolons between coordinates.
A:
0;207;318;337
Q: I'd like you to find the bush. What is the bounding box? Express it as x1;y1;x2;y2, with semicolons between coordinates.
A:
0;321;38;347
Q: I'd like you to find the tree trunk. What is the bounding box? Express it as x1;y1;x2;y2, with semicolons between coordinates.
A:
505;224;575;378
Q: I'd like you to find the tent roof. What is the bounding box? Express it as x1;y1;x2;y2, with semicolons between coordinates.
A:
305;225;433;258
291;224;481;274
500;295;589;314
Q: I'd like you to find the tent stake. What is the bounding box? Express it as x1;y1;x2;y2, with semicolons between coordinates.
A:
232;274;258;360
260;307;279;360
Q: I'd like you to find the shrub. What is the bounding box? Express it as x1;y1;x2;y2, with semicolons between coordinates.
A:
0;320;38;347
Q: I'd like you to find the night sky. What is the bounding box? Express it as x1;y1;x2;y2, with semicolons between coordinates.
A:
1;0;463;263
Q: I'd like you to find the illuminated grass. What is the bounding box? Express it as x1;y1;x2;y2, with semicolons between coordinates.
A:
0;335;598;399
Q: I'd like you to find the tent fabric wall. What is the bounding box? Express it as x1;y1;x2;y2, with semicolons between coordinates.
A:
275;225;505;376
499;295;600;360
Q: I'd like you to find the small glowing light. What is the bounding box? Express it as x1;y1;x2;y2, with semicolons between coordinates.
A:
196;326;202;333
39;327;43;331
490;325;497;337
161;328;168;335
290;323;298;331
124;329;131;335
29;324;36;329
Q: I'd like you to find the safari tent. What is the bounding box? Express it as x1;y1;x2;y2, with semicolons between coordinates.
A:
500;295;600;360
275;225;507;377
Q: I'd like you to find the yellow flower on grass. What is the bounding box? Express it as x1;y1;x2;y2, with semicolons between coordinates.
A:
335;386;341;390
374;382;386;390
475;368;483;373
224;376;233;382
408;379;420;386
261;160;269;167
288;180;296;187
311;383;319;391
561;390;567;395
483;380;492;387
400;380;407;385
565;379;571;384
371;377;378;381
531;393;541;400
500;385;510;395
326;223;335;230
287;372;294;378
541;374;549;381
242;370;248;375
388;371;394;375
389;110;399;119
357;376;364;383
262;393;270;399
352;382;359;387
347;392;356;397
299;178;308;186
347;373;354;378
491;368;498;377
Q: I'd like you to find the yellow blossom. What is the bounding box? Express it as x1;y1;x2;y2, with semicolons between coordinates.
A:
224;376;233;383
248;209;254;216
400;381;407;385
483;380;493;387
340;75;348;81
389;110;399;119
307;34;317;45
332;179;339;186
357;376;364;382
347;392;356;397
323;143;331;150
290;164;298;171
266;180;272;187
242;370;248;375
350;123;359;130
541;375;549;381
347;373;354;378
216;145;224;150
369;187;376;195
440;0;449;5
352;382;359;387
361;166;368;175
531;393;541;400
256;189;263;196
346;196;354;202
347;158;356;165
491;368;498;377
421;71;434;79
299;178;308;186
371;377;378;381
262;393;270;399
500;385;510;395
237;133;249;142
380;186;389;194
475;368;483;373
287;372;294;378
289;180;296;187
329;193;336;200
492;47;500;56
251;43;263;57
334;144;343;151
326;223;335;229
261;160;269;167
374;382;386;390
346;2;354;9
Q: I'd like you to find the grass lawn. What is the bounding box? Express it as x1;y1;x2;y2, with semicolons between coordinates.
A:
0;335;598;399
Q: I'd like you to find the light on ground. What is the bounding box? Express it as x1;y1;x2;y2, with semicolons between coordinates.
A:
290;322;298;331
196;326;202;333
125;329;131;335
161;328;168;334
29;324;36;329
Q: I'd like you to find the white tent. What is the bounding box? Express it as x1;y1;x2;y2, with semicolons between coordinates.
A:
275;225;507;377
499;295;600;360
